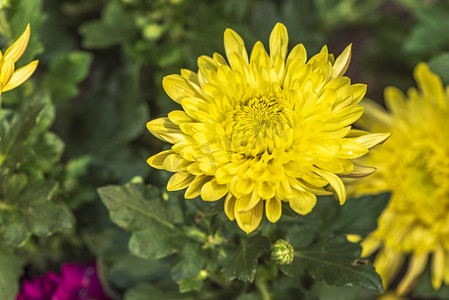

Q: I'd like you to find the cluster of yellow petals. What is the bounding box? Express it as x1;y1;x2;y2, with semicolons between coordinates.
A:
354;63;449;294
0;24;38;95
147;23;389;233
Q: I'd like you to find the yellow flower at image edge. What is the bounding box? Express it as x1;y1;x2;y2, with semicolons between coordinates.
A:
0;24;38;95
353;63;449;294
147;23;389;233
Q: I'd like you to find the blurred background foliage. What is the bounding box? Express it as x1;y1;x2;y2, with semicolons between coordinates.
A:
1;0;449;299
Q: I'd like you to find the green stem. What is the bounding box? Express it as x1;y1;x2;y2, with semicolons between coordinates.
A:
207;272;231;289
255;278;271;300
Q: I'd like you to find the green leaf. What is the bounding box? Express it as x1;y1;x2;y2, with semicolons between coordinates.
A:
178;276;204;293
79;1;138;49
44;51;93;101
0;101;45;163
106;254;170;290
404;5;449;54
310;194;389;237
330;194;390;236
428;52;449;84
129;225;186;259
124;283;190;300
0;246;21;300
412;265;449;299
0;177;73;246
171;243;207;292
82;226;130;259
311;281;373;300
98;180;185;259
281;235;383;293
98;181;165;231
7;0;45;63
221;235;270;282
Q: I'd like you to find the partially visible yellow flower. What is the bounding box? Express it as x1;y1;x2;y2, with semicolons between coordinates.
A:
0;24;38;95
377;292;408;300
353;63;449;294
147;23;389;233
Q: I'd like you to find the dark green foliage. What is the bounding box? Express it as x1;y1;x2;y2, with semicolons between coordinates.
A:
1;0;448;299
221;236;271;282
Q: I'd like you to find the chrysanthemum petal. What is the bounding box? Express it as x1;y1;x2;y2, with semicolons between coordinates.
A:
340;164;376;178
269;23;288;63
163;153;190;172
414;62;446;108
431;245;444;290
337;139;368;159
235;191;260;213
224;28;248;65
167;110;193;125
358;98;392;129
224;193;237;220
163;74;203;103
235;201;263;234
288;189;317;215
443;252;449;285
286;44;307;68
0;58;14;87
185;175;211;199
374;248;406;288
331;44;352;78
167;172;195;191
397;252;428;295
266;197;282;223
147;150;173;169
350;132;391;150
385;86;408;119
200;179;228;201
147;118;185;144
257;181;275;199
329;105;364;126
2;60;38;92
314;168;346;204
4;24;30;62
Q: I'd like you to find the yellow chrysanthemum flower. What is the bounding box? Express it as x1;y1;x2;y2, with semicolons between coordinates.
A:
147;23;389;233
0;24;38;95
353;63;449;294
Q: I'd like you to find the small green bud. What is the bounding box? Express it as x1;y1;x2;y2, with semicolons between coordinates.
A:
197;270;208;280
271;239;294;265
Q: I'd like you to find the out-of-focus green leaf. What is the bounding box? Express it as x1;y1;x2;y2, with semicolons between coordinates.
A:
0;246;21;300
412;265;449;299
44;51;93;101
178;276;204;293
82;226;130;259
6;0;45;63
221;235;270;282
404;5;449;54
79;1;138;49
281;236;383;293
106;254;171;290
0;176;73;246
311;281;374;300
124;283;191;300
428;52;449;84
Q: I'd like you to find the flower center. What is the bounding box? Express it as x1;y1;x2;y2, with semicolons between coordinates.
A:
225;95;293;156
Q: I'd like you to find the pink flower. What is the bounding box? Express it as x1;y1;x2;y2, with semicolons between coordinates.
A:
16;262;113;300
